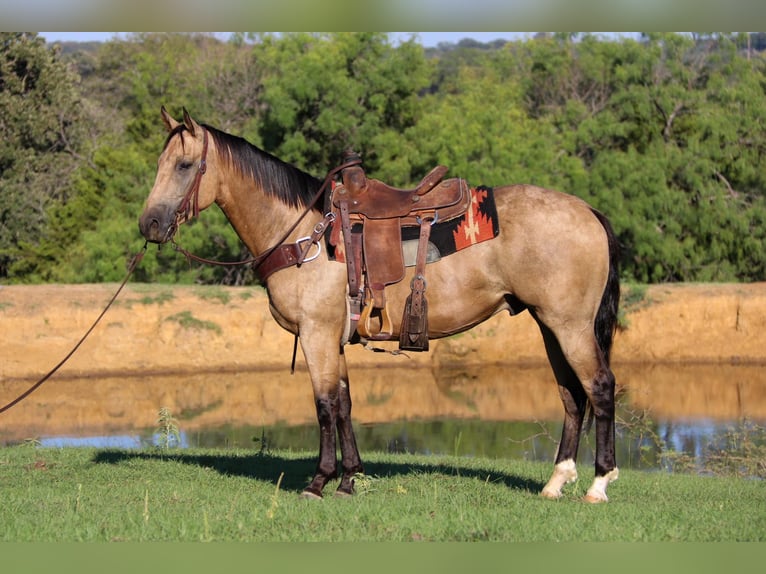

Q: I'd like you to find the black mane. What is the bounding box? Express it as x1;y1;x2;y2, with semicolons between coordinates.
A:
165;123;325;210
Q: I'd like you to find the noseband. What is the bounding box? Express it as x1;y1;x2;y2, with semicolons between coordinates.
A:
174;126;209;223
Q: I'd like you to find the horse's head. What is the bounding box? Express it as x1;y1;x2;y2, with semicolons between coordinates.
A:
138;107;217;243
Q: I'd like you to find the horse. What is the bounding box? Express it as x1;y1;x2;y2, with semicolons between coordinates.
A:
139;107;621;503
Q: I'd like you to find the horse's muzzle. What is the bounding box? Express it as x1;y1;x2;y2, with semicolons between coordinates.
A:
138;207;177;244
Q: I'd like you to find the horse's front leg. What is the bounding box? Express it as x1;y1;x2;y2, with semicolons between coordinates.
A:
335;348;363;496
300;330;362;499
302;390;340;499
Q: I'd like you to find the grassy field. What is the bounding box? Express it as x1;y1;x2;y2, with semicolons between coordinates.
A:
1;444;763;542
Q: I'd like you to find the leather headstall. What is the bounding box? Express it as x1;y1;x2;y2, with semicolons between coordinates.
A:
175;126;209;223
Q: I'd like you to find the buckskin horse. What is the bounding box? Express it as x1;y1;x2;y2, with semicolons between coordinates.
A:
138;107;621;503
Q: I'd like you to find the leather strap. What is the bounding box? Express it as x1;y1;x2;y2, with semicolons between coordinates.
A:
410;218;432;323
338;200;360;297
176;127;208;222
298;212;334;265
256;243;305;282
398;217;432;351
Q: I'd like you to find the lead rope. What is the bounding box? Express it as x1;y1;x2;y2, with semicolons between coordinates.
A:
0;242;148;415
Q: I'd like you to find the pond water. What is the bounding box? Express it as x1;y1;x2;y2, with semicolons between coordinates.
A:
2;363;765;474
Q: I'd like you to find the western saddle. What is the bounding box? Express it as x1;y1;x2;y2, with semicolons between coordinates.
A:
329;151;470;351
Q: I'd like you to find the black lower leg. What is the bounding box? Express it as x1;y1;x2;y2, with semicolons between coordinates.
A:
591;368;617;476
336;378;363;495
304;395;339;498
536;318;587;466
555;383;588;464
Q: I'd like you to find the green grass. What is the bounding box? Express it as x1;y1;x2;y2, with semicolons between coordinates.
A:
193;286;231;305
120;285;176;307
1;445;763;542
618;283;650;330
134;291;175;306
163;310;221;334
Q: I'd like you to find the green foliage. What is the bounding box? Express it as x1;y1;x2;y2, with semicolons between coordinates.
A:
513;33;766;282
0;33;93;280
617;283;649;329
15;143;153;282
701;419;766;478
402;67;563;188
5;32;766;285
618;406;766;479
133;290;175;306
253;33;431;175
194;286;231;305
164;310;221;334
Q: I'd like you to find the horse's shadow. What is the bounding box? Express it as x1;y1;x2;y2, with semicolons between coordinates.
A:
91;450;544;494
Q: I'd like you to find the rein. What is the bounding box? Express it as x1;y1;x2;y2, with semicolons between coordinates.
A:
0;143;358;412
0;242;148;415
168;136;361;373
170;133;360;278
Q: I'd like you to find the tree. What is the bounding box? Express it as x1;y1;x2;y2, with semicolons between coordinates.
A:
586;34;766;281
252;33;431;179
6;32;766;285
0;33;92;280
507;33;766;282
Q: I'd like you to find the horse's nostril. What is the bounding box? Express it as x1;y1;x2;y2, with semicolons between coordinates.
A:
139;214;164;242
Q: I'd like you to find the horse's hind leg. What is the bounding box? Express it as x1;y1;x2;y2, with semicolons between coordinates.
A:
335;348;364;497
536;321;588;499
583;364;618;502
535;315;618;502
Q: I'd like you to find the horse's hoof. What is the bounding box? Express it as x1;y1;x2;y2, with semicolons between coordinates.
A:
301;488;323;500
334;489;354;499
583;468;617;503
540;488;562;500
583;492;608;503
541;459;577;501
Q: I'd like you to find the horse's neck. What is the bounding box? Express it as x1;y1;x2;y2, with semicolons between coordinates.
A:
216;173;315;257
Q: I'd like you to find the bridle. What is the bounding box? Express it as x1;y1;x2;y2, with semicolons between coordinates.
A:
0;138;361;414
164;126;209;242
0;132;359;412
166;125;360;279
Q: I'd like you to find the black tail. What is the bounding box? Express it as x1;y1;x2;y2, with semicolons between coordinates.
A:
591;209;620;366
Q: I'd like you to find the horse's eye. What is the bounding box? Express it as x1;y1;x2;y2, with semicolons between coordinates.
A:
177;160;194;171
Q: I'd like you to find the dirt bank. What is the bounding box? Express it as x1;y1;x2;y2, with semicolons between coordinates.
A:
1;282;765;382
2;283;766;440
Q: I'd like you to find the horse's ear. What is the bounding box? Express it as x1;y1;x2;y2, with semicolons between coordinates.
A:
160;106;180;132
182;107;201;138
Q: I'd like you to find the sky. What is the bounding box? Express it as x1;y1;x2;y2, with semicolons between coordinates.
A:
37;31;540;48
